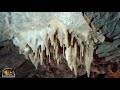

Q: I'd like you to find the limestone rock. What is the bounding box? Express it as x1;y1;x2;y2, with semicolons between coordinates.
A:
0;12;12;42
84;12;120;60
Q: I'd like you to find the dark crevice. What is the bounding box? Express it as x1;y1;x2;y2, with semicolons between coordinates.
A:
96;74;105;78
0;46;4;49
89;19;93;29
117;45;120;48
78;73;88;78
98;25;103;31
93;53;105;60
104;36;114;42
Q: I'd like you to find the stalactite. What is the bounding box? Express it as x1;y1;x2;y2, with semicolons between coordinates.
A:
12;13;105;77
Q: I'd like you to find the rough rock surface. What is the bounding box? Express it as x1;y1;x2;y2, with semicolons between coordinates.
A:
84;12;120;61
0;12;12;42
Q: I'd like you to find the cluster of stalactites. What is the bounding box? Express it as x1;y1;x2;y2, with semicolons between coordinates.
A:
13;20;95;77
13;30;94;77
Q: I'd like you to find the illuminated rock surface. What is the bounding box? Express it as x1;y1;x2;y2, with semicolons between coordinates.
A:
11;12;104;77
3;12;119;78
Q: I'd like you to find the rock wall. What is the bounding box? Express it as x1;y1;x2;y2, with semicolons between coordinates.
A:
84;12;120;61
0;12;12;42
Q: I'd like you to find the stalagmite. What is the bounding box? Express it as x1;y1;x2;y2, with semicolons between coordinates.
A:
12;12;105;77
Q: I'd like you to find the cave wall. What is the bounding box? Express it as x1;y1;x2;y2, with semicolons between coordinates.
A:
0;12;12;42
84;12;120;61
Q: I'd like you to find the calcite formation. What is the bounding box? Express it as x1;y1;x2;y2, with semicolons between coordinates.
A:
12;12;105;77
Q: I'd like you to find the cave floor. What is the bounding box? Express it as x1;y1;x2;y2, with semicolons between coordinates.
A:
0;40;120;78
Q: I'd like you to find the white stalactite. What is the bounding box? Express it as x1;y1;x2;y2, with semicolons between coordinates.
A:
12;12;105;77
